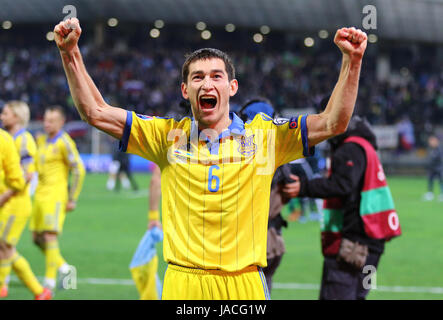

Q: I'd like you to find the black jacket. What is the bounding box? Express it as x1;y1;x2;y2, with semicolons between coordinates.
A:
298;118;385;254
428;146;442;172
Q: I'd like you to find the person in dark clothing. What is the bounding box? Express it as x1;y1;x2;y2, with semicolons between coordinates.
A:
423;135;443;201
264;164;292;292
239;98;293;293
107;145;139;192
283;116;401;300
114;150;139;191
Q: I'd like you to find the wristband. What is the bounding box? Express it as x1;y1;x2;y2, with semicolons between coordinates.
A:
148;210;160;221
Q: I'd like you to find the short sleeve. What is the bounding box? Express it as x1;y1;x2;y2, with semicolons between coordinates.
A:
1;133;25;192
60;134;86;202
275;115;315;166
16;133;37;175
119;111;174;165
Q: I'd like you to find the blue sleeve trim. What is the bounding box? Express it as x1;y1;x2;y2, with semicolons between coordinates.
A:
300;115;315;157
119;111;133;152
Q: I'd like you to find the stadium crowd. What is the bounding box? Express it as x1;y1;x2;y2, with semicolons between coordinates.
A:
1;25;442;148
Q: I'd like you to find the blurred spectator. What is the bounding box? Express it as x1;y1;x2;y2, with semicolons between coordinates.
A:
397;115;415;152
107;143;139;192
423;135;443;201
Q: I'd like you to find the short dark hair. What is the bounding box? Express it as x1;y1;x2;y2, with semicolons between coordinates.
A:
45;105;66;120
182;48;235;83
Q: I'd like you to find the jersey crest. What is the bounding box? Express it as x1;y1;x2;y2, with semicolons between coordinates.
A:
237;134;257;157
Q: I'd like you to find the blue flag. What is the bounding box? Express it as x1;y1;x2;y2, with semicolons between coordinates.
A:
129;227;163;269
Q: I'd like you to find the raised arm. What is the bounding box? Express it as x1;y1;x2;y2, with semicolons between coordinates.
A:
307;27;368;147
54;18;126;139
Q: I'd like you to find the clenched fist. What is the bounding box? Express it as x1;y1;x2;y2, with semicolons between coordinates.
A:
54;18;82;53
334;27;368;61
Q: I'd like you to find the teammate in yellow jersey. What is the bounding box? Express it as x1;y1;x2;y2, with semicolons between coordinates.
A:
54;17;367;299
0;101;51;299
0;128;25;296
30;105;85;291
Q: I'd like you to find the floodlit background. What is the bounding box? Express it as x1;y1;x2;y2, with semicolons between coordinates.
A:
0;0;442;299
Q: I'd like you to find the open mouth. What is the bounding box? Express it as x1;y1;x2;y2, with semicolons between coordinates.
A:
199;96;217;110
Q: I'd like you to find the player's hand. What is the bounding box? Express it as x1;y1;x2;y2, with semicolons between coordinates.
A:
334;27;367;61
54;18;82;53
282;174;301;198
0;190;15;207
25;172;33;184
148;220;162;230
66;200;77;212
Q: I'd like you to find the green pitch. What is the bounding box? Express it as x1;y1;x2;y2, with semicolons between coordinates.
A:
3;174;443;300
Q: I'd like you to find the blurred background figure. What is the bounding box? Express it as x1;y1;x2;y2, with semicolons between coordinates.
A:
286;158;322;223
283;116;402;300
30;106;85;292
107;146;139;192
423;135;443;201
0;101;50;300
396;116;415;153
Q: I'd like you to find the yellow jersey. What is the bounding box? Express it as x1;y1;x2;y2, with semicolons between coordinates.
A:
120;111;312;272
10;129;37;209
0;128;26;196
35;130;85;203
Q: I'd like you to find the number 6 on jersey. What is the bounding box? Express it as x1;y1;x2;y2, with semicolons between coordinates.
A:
208;165;220;192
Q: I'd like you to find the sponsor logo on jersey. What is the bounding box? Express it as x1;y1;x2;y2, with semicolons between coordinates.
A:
272;118;289;126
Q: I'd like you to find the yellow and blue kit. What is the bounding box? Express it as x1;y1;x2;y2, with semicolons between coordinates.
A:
0;129;37;246
120;111;312;299
30;130;85;233
0;129;27;245
129;227;163;300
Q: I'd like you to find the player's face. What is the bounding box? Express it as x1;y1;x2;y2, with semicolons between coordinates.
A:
181;58;238;129
43;110;65;136
0;106;18;130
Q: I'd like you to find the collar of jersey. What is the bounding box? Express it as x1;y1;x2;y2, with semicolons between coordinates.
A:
13;128;26;139
190;112;245;143
47;130;64;144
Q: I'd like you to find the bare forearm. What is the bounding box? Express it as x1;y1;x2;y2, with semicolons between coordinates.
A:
307;27;367;147
59;47;100;121
323;55;362;134
54;18;126;139
307;57;362;146
59;46;125;139
74;48;108;107
0;190;15;207
149;175;161;211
